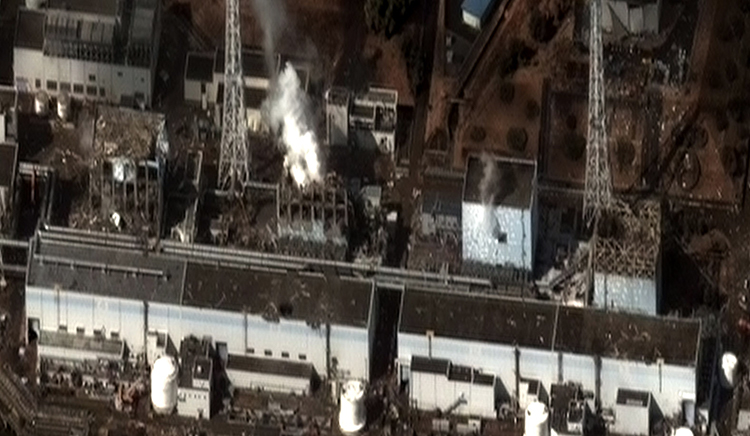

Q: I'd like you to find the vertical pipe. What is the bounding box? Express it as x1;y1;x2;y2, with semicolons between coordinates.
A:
595;355;602;409
514;346;520;412
326;323;331;379
143;301;149;360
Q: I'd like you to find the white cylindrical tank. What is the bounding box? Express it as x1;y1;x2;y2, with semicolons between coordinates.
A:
150;356;178;415
720;352;739;389
34;91;48;117
525;401;550;436
57;92;70;121
674;427;694;436
339;380;366;433
25;0;43;8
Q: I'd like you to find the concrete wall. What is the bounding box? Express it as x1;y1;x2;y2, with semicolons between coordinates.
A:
226;369;310;395
462;203;533;270
594;273;658;315
14;48;153;105
326;104;348;146
613;402;650;436
410;371;495;418
13;48;43;92
330;324;370;380
246;315;327;374
600;358;695;420
184;78;204;104
398;332;516;403
37;344;122;362
351;129;395;154
177;387;210;419
560;352;597;389
398;331;696;419
177;305;246;353
26;285;146;355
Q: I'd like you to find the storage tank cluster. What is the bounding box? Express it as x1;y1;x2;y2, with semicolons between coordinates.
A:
525;401;550;436
720;352;739;389
339;380;366;434
151;356;178;415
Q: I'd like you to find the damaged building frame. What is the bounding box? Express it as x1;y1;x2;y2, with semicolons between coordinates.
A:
591;199;662;315
82;105;167;236
276;178;350;260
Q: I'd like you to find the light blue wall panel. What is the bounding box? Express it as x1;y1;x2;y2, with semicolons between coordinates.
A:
180;306;244;352
600;358;695;418
594;273;657;315
246;316;327;373
519;348;557;393
561;352;597;389
330;325;369;380
398;332;515;399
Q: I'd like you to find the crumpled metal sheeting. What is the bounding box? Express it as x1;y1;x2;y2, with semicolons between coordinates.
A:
93;106;165;160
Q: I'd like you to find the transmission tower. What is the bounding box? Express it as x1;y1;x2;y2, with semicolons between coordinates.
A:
583;0;612;227
218;0;250;195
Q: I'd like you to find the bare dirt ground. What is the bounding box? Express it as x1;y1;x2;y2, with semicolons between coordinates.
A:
452;69;544;168
665;0;750;207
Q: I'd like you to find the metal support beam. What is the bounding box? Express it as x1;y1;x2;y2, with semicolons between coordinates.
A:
218;0;250;195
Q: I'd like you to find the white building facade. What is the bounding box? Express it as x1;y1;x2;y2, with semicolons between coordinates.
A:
26;230;377;392
397;289;701;421
14;0;161;107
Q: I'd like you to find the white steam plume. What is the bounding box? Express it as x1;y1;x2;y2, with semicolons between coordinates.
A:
264;63;322;187
249;0;287;78
479;153;501;239
479;153;499;205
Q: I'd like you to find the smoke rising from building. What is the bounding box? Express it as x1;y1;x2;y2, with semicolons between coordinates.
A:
479;153;500;239
250;0;321;187
264;63;322;187
249;0;286;78
479;153;499;205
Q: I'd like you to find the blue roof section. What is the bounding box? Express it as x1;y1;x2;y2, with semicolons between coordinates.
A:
461;0;495;20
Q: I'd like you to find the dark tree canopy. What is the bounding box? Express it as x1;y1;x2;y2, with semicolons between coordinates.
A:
499;82;515;104
365;0;413;37
563;132;586;161
525;99;541;120
507;127;528;152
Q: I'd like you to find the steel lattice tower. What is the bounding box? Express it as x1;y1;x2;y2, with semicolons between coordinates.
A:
218;0;250;195
583;0;612;226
